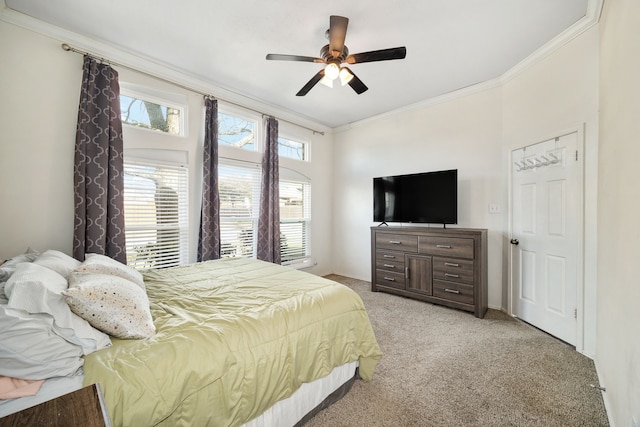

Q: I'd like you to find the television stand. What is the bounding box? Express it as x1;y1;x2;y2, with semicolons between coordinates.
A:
371;226;487;318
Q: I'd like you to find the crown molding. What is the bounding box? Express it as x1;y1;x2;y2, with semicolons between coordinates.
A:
2;0;602;134
333;78;503;133
335;0;603;133
0;5;332;136
499;0;603;85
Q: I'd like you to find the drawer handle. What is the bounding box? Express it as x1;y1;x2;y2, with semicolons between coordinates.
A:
444;262;459;267
383;255;396;259
444;288;460;294
383;277;396;282
436;245;451;249
389;240;402;245
444;273;460;278
383;264;395;268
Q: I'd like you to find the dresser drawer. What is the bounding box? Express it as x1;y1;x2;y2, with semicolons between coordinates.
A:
375;251;405;272
432;257;474;284
376;269;405;289
372;226;487;318
418;236;474;259
433;280;474;305
376;233;418;252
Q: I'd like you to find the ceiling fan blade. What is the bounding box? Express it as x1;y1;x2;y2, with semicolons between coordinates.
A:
266;54;324;63
343;67;368;94
296;70;325;96
329;15;349;58
345;47;407;64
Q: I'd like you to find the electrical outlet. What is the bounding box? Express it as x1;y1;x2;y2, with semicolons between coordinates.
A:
488;204;501;214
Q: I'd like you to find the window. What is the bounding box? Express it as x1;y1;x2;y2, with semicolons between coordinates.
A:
123;160;189;269
218;161;311;264
278;136;308;161
218;162;261;258
120;94;183;135
280;179;311;264
218;112;257;151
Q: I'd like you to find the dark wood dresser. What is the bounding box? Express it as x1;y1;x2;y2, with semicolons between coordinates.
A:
371;226;488;318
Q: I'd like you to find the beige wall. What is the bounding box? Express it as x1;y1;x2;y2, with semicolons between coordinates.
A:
501;26;600;356
598;0;640;424
332;26;600;324
4;5;640;424
0;21;82;256
0;19;336;276
332;87;505;310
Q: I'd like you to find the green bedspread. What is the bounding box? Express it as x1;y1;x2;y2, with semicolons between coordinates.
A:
82;258;381;426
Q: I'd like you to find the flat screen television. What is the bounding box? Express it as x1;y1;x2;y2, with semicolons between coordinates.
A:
373;169;457;225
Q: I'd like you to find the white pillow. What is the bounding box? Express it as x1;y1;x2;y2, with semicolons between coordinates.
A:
5;263;111;355
64;272;155;339
75;253;145;289
34;250;81;279
0;305;84;380
4;262;66;300
0;282;8;305
0;248;39;282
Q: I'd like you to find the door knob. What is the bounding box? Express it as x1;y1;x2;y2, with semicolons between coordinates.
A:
510;239;519;245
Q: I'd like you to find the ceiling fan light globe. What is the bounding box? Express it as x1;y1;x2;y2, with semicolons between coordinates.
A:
319;76;334;88
324;63;340;80
339;67;354;85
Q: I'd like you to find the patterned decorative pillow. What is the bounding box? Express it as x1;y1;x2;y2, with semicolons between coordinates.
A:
75;253;145;289
33;249;81;279
63;272;155;339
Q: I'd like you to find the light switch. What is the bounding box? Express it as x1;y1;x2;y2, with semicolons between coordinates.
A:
489;204;501;214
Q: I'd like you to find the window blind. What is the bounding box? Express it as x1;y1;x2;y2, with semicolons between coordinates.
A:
218;160;311;264
123;160;189;270
219;162;261;258
280;180;311;265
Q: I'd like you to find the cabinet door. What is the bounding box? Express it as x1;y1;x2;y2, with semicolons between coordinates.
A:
406;254;432;295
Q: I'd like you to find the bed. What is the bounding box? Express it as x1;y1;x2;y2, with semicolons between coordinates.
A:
0;252;382;426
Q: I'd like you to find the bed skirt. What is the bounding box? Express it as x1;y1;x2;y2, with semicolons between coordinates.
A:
241;361;358;427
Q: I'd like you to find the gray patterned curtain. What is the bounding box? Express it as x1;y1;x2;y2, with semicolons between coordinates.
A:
73;56;126;263
197;97;221;261
257;117;281;264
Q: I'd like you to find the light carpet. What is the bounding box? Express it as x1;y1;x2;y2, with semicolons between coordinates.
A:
304;275;608;427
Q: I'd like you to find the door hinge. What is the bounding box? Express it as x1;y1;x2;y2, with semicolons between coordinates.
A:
575;150;578;161
574;308;577;319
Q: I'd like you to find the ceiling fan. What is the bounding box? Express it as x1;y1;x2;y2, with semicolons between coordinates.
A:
266;15;407;96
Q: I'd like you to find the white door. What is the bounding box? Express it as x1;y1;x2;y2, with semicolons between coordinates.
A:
510;132;581;345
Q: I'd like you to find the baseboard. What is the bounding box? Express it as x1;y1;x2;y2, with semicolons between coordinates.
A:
594;360;615;427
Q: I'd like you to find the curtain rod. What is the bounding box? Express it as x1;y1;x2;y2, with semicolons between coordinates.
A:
61;43;325;136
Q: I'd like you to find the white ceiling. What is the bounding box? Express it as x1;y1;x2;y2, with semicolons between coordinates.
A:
4;0;590;129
